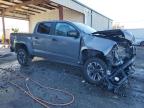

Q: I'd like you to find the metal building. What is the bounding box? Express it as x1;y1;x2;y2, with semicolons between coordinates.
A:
30;0;113;32
0;0;112;38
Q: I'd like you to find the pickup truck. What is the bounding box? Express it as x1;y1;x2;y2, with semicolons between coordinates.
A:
10;20;136;92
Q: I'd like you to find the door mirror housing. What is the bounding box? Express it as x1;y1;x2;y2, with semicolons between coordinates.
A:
67;31;79;38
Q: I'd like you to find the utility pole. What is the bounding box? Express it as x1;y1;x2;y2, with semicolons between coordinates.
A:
2;9;6;44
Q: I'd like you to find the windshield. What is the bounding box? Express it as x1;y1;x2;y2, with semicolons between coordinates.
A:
73;22;96;34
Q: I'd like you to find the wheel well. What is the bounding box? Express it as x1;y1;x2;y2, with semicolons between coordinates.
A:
15;43;28;53
81;49;107;64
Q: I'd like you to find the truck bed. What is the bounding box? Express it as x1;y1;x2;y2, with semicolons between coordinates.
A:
11;33;33;37
10;33;33;52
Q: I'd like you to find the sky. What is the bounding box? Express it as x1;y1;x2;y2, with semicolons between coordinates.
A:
78;0;144;28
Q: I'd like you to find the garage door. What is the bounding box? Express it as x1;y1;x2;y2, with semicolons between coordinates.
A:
63;7;84;23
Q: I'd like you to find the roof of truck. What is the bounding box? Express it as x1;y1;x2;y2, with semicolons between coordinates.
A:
38;20;74;24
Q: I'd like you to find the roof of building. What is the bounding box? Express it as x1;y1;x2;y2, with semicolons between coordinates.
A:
0;0;112;21
0;0;59;20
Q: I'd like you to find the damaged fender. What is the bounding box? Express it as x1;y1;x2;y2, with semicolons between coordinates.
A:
81;36;117;56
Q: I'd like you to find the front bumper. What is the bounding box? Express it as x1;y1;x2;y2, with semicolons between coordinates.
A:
106;56;136;92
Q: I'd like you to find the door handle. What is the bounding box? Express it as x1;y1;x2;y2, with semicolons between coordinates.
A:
35;37;39;39
52;38;57;41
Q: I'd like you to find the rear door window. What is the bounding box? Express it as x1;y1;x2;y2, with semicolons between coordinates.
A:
37;22;52;35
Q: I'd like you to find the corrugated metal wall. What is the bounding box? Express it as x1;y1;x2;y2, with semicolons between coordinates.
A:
63;7;84;23
29;0;112;32
29;8;84;32
29;9;59;32
91;11;112;31
51;0;112;30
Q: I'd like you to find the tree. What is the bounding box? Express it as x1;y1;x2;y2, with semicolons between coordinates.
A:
12;28;19;33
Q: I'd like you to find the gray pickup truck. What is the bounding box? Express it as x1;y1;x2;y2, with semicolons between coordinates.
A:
10;20;136;92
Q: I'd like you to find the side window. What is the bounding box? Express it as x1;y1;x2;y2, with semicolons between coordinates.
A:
37;22;52;35
55;23;76;36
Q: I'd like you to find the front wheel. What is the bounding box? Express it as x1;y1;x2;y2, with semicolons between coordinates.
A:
17;48;32;66
83;57;107;84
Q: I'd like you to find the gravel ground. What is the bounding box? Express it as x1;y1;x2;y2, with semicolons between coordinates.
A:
0;47;144;108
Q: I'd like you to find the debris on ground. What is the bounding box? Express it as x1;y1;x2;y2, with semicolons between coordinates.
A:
0;67;75;108
81;80;86;83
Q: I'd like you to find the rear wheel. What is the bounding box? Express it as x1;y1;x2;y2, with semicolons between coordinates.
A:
83;57;107;84
17;48;32;66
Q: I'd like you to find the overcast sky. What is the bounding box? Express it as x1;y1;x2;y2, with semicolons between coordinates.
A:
78;0;144;28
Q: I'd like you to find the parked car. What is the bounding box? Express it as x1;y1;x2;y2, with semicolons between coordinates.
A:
10;21;136;92
134;38;144;46
140;41;144;46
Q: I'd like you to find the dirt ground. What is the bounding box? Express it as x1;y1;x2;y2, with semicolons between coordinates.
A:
0;47;144;108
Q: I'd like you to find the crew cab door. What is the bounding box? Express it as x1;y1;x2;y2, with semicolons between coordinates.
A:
32;22;54;56
49;22;80;64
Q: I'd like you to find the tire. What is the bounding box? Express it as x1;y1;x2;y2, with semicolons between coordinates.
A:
17;48;32;66
83;57;107;84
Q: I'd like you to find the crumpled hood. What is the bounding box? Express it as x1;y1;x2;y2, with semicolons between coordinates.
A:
83;36;116;55
94;29;135;44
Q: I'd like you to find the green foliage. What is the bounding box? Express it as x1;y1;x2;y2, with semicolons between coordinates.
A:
12;28;19;33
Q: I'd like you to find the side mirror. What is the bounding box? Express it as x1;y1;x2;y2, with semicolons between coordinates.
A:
67;31;79;38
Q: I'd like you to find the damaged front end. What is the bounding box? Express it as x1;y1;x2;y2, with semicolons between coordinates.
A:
95;29;136;92
106;45;136;92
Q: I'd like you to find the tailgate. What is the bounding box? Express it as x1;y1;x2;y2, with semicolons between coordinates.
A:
10;33;33;52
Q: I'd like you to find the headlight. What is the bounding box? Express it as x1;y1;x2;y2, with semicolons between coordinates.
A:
106;45;123;66
106;45;118;60
117;46;127;58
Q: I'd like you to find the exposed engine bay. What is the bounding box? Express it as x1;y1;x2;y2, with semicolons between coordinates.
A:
93;29;136;92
